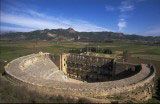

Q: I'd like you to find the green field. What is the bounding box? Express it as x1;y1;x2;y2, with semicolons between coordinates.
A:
0;40;160;74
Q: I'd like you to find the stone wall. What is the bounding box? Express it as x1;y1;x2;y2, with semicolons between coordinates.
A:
4;52;156;102
60;53;139;82
115;62;136;75
60;53;116;81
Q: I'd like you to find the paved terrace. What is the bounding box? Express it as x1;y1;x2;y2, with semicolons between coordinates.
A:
5;52;155;97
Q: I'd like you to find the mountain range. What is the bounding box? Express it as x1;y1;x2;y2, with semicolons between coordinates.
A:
1;28;160;43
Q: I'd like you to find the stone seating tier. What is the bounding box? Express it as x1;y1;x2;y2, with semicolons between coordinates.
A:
5;52;155;101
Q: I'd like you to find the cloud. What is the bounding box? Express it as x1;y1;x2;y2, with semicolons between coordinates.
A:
0;2;110;32
119;5;134;12
118;19;127;31
136;0;146;2
119;0;134;12
1;12;110;32
144;27;160;36
117;0;136;32
104;1;133;32
1;26;35;32
1;12;68;29
105;5;115;11
117;0;146;32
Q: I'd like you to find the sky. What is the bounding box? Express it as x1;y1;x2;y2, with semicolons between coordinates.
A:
0;0;160;36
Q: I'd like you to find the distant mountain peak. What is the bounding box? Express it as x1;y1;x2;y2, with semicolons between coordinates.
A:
1;28;160;42
67;27;76;33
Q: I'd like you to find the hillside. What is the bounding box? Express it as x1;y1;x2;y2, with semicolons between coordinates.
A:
1;28;160;43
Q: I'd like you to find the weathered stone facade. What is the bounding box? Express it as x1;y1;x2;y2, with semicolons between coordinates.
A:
4;52;156;102
60;53;138;82
60;53;117;81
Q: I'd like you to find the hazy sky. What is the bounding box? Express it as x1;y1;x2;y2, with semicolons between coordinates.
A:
1;0;160;36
